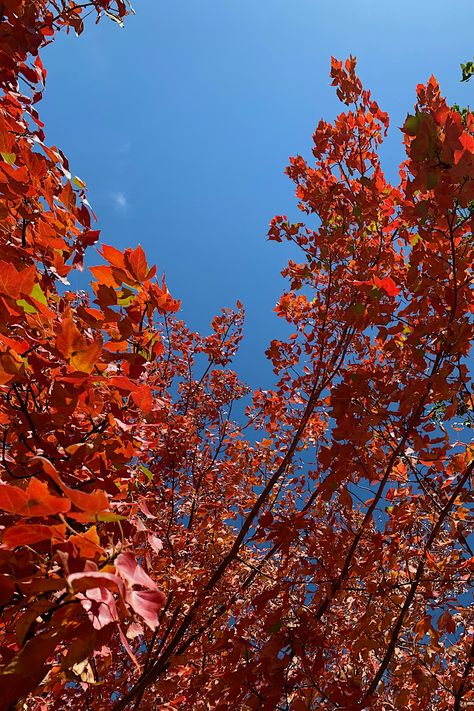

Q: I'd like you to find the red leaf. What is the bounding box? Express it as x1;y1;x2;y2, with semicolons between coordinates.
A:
3;523;66;548
131;384;153;414
35;457;109;513
124;244;148;282
0;478;70;517
0;574;15;606
373;275;400;297
67;571;125;597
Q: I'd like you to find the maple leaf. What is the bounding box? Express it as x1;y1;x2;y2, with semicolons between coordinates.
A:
0;478;70;517
78;587;119;630
373;274;400;297
0;0;472;705
35;457;109;512
3;523;66;547
0;262;35;299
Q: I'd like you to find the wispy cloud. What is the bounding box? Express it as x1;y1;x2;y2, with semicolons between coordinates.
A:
110;191;129;211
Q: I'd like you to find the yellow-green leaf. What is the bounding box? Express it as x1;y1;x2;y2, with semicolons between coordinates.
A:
73;176;86;189
95;512;126;522
117;295;134;306
16;299;37;314
1;153;15;166
30;283;47;306
140;465;153;481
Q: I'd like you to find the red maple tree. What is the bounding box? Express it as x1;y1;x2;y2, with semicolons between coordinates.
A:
0;4;472;710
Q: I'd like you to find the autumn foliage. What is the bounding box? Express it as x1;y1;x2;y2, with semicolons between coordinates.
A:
0;4;472;710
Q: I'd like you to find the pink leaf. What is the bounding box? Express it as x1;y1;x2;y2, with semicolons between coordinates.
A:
115;552;157;591
148;534;164;554
126;589;166;631
78;587;118;630
118;625;140;670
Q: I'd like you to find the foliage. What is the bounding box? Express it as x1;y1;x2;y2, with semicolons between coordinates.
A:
461;60;474;83
0;6;472;711
452;104;471;127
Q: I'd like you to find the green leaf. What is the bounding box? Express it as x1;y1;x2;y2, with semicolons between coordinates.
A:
403;114;420;136
30;283;47;306
16;299;37;314
461;60;474;82
1;152;16;166
140;465;153;482
72;176;86;189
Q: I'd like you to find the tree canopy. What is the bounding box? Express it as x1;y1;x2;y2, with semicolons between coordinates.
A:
0;3;472;710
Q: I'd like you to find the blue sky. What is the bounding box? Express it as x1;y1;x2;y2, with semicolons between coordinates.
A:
41;0;473;387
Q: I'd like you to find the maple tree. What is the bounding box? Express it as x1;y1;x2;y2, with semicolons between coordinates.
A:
0;3;473;710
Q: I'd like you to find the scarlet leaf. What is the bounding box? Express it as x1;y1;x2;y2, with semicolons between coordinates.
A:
124;244;148;282
3;523;66;548
373;275;400;297
130;384;153;414
0;262;35;299
35;457;109;513
0;478;70;517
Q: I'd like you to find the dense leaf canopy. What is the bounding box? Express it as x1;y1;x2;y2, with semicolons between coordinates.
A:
0;3;472;710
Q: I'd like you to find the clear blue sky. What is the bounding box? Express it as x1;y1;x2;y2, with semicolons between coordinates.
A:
41;0;473;387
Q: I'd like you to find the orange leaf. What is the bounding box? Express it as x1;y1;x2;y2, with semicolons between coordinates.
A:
3;523;66;548
101;244;126;269
35;457;109;513
124;245;149;282
0;262;35;299
70;339;102;374
438;610;456;634
56;315;85;360
0;478;70;517
0;350;24;385
69;525;103;557
414;614;432;641
90;264;118;288
131;384;153;414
